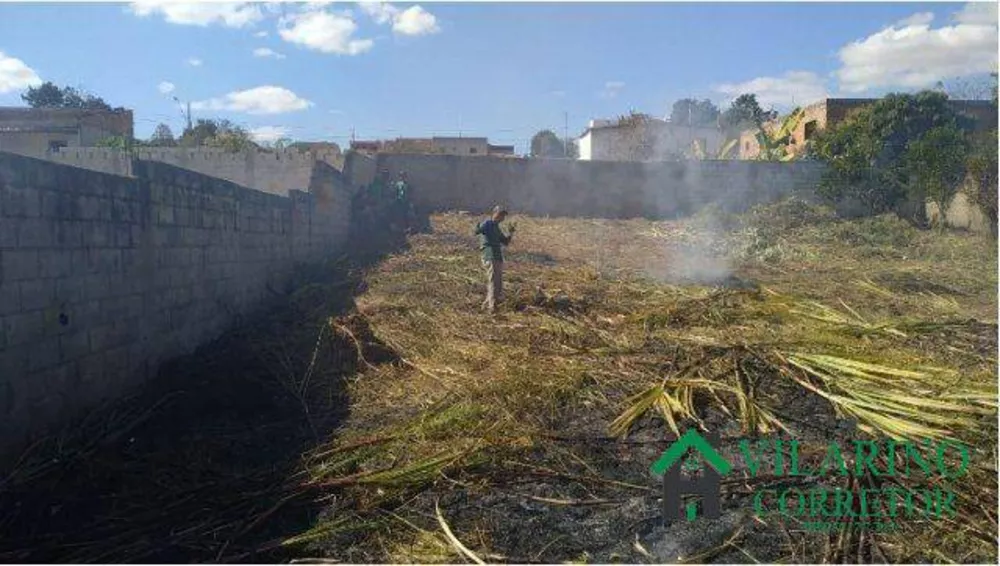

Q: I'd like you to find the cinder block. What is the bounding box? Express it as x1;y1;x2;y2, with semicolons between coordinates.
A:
54;221;84;247
1;186;40;218
83;222;113;247
27;336;60;372
90;248;123;273
121;294;145;320
2;250;39;281
80;196;106;221
111;223;133;248
0;281;19;315
59;330;91;362
83;273;112;301
88;323;118;352
19;279;55;311
76;352;105;386
0;217;18;248
38;250;73;279
53;277;86;305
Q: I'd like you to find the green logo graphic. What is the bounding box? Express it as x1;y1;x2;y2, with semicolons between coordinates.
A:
651;429;732;523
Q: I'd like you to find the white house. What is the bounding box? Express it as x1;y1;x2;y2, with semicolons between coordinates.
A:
576;118;726;161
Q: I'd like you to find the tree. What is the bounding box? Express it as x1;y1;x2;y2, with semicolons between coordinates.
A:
95;135;144;150
530;129;565;158
966;128;998;235
20;82;65;108
148;123;177;147
754;108;806;161
178;119;257;152
814;90;975;220
21;81;121;111
178;119;220;147
904;125;968;222
566;139;579;159
720;94;777;132
670;98;721;127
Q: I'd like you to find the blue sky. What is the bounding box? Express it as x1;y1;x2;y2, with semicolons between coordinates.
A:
0;1;996;153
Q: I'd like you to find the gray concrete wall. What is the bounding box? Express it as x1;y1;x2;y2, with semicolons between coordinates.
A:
365;153;826;218
0;152;352;458
43;147;343;197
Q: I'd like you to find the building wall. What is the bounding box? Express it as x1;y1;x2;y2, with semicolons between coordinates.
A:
41;147;343;197
0;108;134;157
0;152;352;459
579;123;725;162
361;153;824;218
432;137;489;156
740;98;998;159
577;132;594;160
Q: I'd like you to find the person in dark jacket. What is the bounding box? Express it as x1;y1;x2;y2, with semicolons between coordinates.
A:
474;206;515;313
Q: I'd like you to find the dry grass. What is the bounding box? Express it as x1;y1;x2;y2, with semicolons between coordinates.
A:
280;200;997;563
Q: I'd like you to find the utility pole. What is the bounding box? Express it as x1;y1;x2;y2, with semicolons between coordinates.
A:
564;111;569;157
172;96;192;131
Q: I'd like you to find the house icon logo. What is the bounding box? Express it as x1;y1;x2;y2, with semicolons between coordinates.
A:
650;429;732;524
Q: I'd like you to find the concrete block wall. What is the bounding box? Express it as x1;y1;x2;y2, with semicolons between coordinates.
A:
44;147;344;197
0;152;351;459
365;153;825;219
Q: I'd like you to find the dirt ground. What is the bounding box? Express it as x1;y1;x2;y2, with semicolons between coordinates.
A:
1;202;996;564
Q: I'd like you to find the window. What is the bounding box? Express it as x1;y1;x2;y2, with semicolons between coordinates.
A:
48;140;68;151
744;142;750;152
470;147;478;154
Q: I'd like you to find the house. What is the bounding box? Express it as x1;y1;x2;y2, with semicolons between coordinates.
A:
487;144;516;157
738;98;999;160
576;117;726;162
0;106;134;157
350;136;515;157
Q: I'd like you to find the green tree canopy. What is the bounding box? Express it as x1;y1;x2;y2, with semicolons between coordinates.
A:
178;119;258;152
530;129;566;158
21;81;124;112
814;90;976;220
905;124;969;221
148;123;177;147
669;98;721;127
720;94;777;132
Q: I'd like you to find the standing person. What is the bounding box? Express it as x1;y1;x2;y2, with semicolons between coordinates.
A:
394;172;413;232
474;206;516;313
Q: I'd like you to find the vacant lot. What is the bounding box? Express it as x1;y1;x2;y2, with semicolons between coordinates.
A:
2;199;996;564
291;201;997;564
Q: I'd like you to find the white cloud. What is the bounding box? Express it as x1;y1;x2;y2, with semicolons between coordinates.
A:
0;51;42;94
191;86;313;115
600;81;625;99
393;6;440;36
715;71;828;108
129;1;263;28
253;47;286;60
551;90;567;98
836;2;998;93
187;57;203;67
954;1;998;25
250;125;289;143
278;9;374;55
360;1;397;25
157;81;176;94
360;2;441;36
254;30;269;38
894;12;935;28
